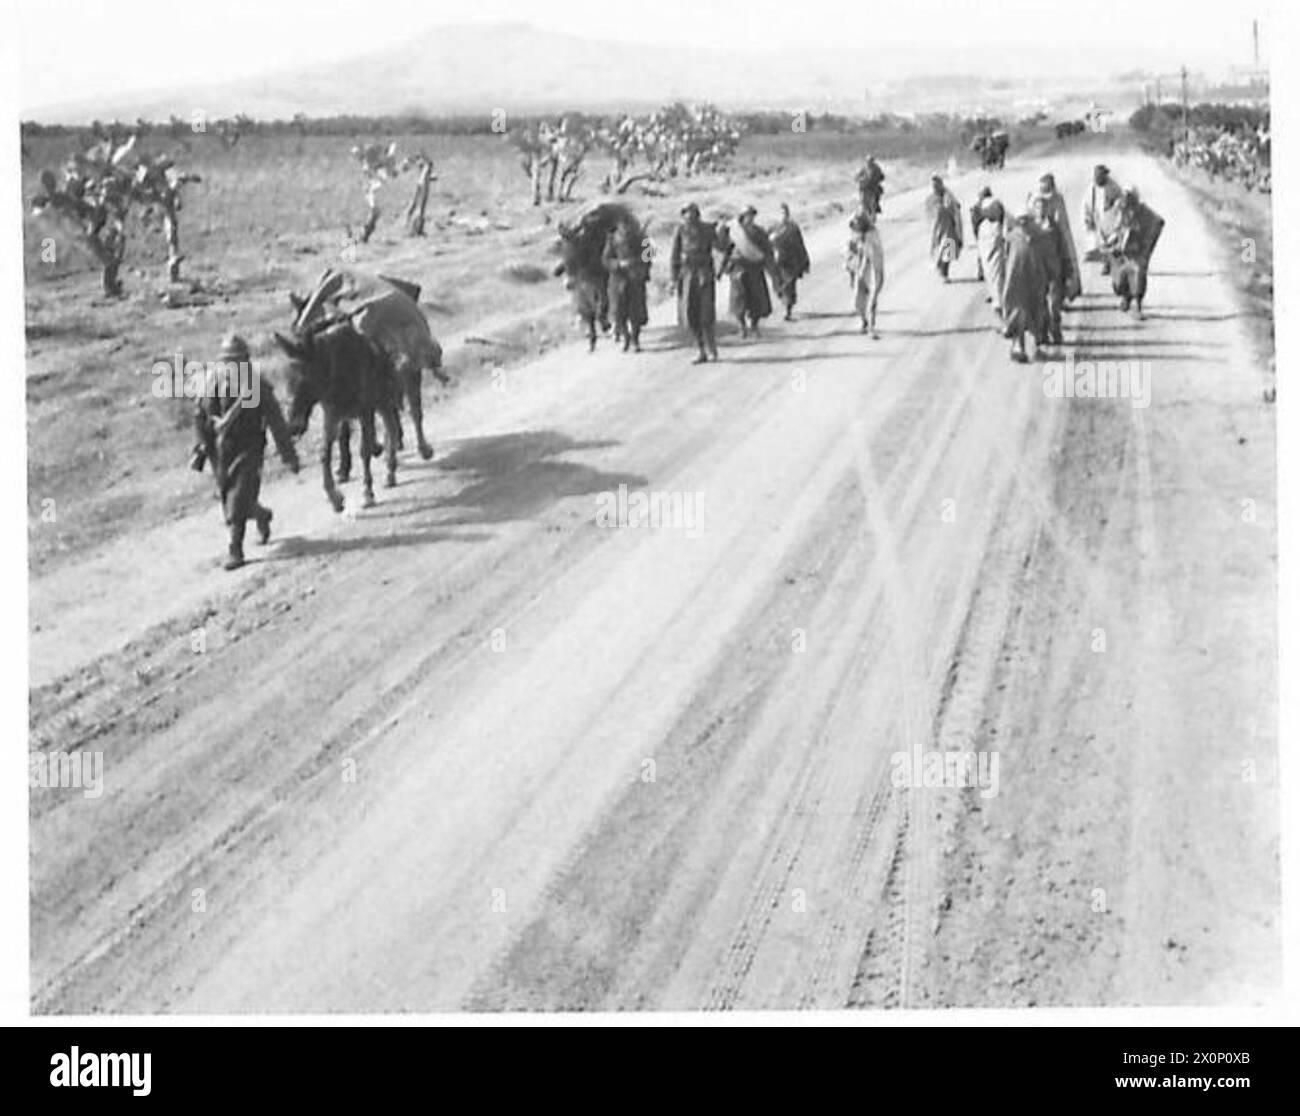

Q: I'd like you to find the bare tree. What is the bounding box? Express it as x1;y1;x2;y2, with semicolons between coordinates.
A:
350;141;402;242
31;131;202;295
31;132;138;296
403;153;437;236
133;155;202;282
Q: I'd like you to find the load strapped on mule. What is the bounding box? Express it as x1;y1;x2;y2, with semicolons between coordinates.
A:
289;267;446;462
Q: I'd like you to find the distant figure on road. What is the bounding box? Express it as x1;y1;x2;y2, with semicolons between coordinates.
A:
971;186;1008;319
1001;214;1050;363
670;201;720;364
856;155;886;217
721;205;775;339
846;206;885;338
1027;173;1080;300
925;173;963;281
1081;163;1124;273
769;203;811;321
191;333;300;570
1110;187;1166;319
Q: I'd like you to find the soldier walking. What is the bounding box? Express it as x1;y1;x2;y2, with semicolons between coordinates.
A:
191;333;300;570
670;202;720;363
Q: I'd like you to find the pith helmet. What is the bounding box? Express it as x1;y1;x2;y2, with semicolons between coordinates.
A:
219;333;251;362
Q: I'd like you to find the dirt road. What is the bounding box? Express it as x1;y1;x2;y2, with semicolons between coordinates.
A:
29;149;1278;1012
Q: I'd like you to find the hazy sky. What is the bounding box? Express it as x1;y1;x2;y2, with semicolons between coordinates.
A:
15;0;1273;111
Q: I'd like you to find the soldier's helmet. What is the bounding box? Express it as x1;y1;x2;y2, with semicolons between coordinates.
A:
219;333;251;362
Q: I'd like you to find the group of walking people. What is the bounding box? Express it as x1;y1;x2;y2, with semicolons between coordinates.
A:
669;200;812;363
931;163;1166;362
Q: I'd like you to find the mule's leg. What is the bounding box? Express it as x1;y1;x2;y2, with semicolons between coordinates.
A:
359;409;377;508
321;410;345;513
336;421;352;483
382;406;400;488
408;368;434;460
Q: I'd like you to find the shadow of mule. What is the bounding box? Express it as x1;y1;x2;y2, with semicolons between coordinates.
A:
432;429;649;526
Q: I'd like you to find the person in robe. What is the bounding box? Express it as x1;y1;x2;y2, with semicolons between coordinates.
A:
1081;163;1124;272
1109;187;1166;319
925;174;963;281
1000;213;1050;363
856;155;885;217
971;186;1008;319
1026;173;1080;300
721;205;775;338
768;203;811;321
846;206;885;338
1031;193;1070;347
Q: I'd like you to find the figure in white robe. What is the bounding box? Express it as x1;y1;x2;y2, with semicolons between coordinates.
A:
1081;164;1124;271
972;192;1008;318
847;208;885;337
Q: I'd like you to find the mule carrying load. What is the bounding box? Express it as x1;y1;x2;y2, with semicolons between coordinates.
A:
288;267;446;462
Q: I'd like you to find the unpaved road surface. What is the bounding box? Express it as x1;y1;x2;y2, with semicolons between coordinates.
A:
30;150;1278;1012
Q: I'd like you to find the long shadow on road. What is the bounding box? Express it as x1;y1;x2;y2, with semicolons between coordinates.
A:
428;429;650;526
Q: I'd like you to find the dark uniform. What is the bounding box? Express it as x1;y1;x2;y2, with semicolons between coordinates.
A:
191;334;300;570
670;202;720;363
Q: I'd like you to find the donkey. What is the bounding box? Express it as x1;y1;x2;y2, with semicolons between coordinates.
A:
274;319;404;512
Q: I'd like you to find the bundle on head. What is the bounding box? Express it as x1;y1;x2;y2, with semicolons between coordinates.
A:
555;203;646;350
556;202;645;278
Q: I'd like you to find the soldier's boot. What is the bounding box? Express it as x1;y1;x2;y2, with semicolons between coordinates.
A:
707;330;719;360
225;521;247;571
255;505;273;545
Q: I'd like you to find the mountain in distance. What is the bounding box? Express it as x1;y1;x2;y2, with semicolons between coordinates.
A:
26;22;1232;124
